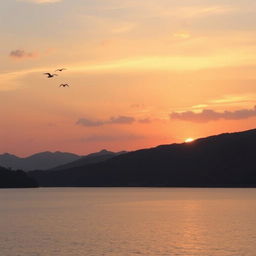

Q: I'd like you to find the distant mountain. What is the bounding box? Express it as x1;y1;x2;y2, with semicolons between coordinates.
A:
0;166;38;188
30;129;256;187
0;152;81;171
51;149;127;171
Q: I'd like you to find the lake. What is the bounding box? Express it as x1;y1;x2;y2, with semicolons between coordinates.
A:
1;188;256;256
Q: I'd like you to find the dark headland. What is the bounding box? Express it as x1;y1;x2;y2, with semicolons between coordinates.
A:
0;166;38;188
28;128;256;188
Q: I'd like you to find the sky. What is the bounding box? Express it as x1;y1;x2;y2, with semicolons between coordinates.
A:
1;0;256;156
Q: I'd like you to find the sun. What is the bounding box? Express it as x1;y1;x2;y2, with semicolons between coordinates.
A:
185;138;195;143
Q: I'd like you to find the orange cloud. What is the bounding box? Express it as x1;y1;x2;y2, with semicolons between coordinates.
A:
76;116;153;127
76;116;136;127
170;106;256;123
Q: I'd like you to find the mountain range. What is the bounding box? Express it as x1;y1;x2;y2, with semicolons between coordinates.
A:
51;149;127;171
0;150;124;171
29;128;256;187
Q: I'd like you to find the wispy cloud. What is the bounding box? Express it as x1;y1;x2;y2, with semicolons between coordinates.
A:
138;118;152;124
76;116;135;127
190;94;256;110
170;106;256;123
0;68;43;91
173;31;191;39
80;134;144;143
136;3;237;20
76;119;104;127
72;53;256;72
76;116;153;127
177;5;236;18
109;116;135;124
209;95;256;105
9;49;38;60
4;50;256;90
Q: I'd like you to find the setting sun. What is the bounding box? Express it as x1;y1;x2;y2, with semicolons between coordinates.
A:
185;138;195;143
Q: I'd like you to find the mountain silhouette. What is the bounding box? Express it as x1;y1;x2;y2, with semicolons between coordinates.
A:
0;151;81;171
51;149;127;171
0;166;38;188
29;128;256;187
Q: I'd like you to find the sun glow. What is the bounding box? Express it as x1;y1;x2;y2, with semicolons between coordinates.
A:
185;138;195;143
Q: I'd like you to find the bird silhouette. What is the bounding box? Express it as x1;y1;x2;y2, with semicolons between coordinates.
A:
59;84;69;87
55;68;67;72
44;73;58;78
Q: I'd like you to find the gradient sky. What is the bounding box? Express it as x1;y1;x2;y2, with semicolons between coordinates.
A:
1;0;256;156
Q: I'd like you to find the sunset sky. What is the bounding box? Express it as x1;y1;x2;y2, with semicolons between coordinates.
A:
1;0;256;156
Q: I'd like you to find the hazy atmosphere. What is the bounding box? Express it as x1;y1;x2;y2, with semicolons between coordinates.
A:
2;2;256;256
1;0;256;156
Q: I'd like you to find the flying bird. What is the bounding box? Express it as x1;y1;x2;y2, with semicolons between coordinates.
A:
59;84;69;87
44;73;58;78
55;68;67;72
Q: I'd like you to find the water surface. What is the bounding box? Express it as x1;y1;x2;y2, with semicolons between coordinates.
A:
1;188;256;256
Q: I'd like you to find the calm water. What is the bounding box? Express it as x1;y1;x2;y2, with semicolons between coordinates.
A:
1;188;256;256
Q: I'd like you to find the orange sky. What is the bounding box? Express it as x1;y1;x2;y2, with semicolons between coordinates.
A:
1;0;256;156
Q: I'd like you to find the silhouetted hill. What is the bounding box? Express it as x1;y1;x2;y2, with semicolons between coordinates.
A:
51;150;127;171
29;129;256;187
0;151;81;171
0;166;38;188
